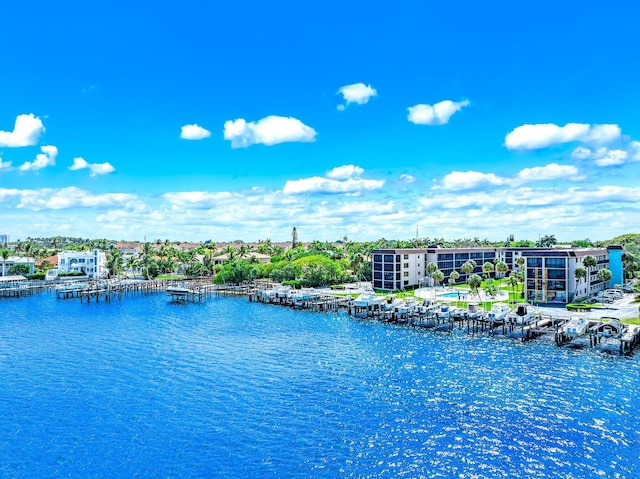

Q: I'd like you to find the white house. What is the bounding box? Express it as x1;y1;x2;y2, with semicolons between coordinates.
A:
57;249;107;278
1;256;35;276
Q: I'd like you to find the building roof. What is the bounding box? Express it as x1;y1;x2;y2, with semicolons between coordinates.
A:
0;275;27;282
213;252;271;261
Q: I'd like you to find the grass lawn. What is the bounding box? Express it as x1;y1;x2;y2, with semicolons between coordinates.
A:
621;317;640;325
157;274;186;279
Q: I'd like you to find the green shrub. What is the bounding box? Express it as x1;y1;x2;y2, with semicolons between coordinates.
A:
567;303;592;311
282;280;302;289
27;272;46;280
330;285;346;290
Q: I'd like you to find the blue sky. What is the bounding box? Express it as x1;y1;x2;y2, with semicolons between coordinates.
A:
2;0;639;242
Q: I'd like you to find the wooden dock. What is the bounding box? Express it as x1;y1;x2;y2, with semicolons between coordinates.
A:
247;286;640;354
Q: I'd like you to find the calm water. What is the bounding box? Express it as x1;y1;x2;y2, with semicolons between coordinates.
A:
0;293;638;478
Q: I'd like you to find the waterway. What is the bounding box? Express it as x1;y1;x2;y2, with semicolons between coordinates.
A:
0;293;638;478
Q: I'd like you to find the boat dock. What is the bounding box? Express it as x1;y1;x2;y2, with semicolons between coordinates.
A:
248;285;640;354
53;278;217;303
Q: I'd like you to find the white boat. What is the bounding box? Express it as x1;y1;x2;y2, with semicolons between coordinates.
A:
166;283;190;295
264;285;294;300
467;303;484;319
506;303;533;325
395;298;419;315
353;288;384;307
562;315;589;338
486;303;511;324
292;288;320;305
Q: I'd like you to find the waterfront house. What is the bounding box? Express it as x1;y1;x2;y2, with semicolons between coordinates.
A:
1;256;35;276
56;249;107;278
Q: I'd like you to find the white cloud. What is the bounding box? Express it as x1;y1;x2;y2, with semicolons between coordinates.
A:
283;177;385;195
326;164;364;180
570;145;638;167
398;174;416;184
0;157;11;170
337;83;377;109
438;171;506;191
223;115;316;148
180;124;211;140
516;163;580;182
593;149;629;167
0;114;45;148
504;123;621;150
18;145;57;171
70;157;116;176
631;141;640;161
0;186;140;211
407;99;470;125
571;146;593;160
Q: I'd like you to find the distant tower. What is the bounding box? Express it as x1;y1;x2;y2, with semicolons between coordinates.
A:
291;227;298;249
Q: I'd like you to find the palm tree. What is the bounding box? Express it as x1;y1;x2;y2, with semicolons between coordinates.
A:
426;262;438;287
468;273;482;300
0;248;9;277
582;255;597;293
125;256;141;277
222;245;237;262
495;260;508;278
432;269;445;288
449;270;460;288
140;242;156;280
597;268;612;287
105;247;123;278
482;261;495;279
574;266;587;285
461;260;475;282
537;234;557;247
508;272;519;307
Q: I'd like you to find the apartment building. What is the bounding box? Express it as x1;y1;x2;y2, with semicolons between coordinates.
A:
371;246;624;303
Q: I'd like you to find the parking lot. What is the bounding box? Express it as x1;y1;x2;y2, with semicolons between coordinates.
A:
536;292;639;320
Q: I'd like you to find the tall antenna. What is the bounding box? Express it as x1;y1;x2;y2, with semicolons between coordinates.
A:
291;227;298;248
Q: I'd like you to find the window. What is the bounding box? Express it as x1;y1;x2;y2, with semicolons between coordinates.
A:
403;254;409;259
404;280;409;286
374;272;382;279
545;258;566;268
374;263;382;271
384;264;394;271
527;258;542;268
404;271;409;277
396;255;401;262
384;255;394;262
403;263;409;268
374;280;382;288
373;254;382;262
547;269;565;279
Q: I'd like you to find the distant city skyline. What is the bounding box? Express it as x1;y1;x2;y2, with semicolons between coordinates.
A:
1;1;639;242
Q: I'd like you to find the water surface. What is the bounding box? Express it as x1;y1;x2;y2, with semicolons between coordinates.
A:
0;293;638;478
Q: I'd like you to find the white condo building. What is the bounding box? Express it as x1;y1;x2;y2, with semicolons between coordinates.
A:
57;250;107;278
371;246;624;304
